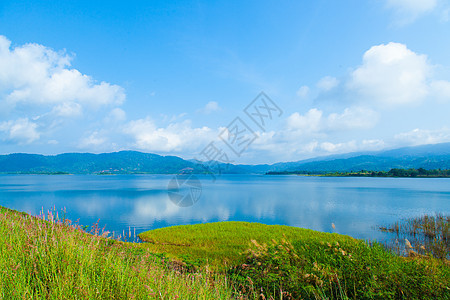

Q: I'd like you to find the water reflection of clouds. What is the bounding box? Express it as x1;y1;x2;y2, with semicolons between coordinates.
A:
1;175;449;242
117;176;450;241
123;193;235;228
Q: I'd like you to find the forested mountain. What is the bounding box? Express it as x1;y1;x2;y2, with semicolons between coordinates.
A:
0;151;200;174
267;143;450;173
1;143;450;174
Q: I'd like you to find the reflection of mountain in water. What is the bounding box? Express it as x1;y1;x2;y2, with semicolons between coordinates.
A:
0;174;448;244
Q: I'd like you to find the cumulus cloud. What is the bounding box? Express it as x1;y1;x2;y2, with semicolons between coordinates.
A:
252;132;386;161
328;107;378;130
287;109;323;134
124;118;217;153
286;107;378;134
0;118;40;144
0;35;126;148
250;107;380;161
395;127;450;145
349;42;431;107
0;35;125;111
315;42;450;109
386;0;437;24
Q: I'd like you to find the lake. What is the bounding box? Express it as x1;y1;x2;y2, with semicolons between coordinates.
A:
0;174;449;242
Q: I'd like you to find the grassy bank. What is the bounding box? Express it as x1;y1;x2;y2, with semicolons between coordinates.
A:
138;222;358;269
139;222;450;299
0;206;232;299
1;207;449;299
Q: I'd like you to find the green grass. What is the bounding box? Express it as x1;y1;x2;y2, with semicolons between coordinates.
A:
140;222;450;299
138;221;358;269
0;206;232;299
2;206;449;299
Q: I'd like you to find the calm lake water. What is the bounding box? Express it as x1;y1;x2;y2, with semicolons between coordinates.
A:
0;174;449;242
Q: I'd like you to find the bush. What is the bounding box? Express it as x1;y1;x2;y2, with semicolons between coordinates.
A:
229;237;450;300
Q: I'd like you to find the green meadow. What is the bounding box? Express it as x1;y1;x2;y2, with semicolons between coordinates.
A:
1;206;449;299
138;222;358;269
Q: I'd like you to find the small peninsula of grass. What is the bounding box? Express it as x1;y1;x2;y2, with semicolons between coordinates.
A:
138;222;357;269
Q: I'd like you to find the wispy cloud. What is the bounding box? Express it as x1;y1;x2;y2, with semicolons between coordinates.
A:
385;0;437;25
395;127;450;146
197;101;221;114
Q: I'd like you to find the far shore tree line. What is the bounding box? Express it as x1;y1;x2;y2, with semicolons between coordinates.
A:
266;168;450;177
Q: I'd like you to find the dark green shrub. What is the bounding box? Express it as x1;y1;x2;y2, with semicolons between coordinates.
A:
229;238;450;299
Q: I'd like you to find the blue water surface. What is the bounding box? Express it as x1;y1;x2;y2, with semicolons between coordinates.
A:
0;174;449;242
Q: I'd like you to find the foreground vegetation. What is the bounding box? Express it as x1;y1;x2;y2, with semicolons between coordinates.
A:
140;222;450;299
1;207;449;299
138;222;357;270
380;214;449;260
267;168;450;177
0;206;232;299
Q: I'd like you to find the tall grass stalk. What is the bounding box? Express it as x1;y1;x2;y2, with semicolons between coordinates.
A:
0;207;232;299
380;214;449;259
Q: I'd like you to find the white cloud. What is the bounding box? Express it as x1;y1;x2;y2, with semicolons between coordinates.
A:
286;107;378;134
328;107;378;130
349;42;431;106
0;35;126;148
252;132;387;161
79;131;107;148
394;127;450;145
320;141;357;153
296;85;310;98
317;76;339;91
319;139;386;154
0;118;40;144
124;118;216;153
386;0;437;24
0;35;125;111
287;109;323;133
106;108;127;122
50;102;83;117
362;139;386;149
198;101;221;114
250;107;380;161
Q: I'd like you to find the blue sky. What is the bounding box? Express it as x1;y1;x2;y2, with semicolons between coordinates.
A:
0;0;450;163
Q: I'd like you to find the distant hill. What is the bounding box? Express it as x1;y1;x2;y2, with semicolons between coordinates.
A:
264;142;450;173
0;151;201;174
1;142;450;174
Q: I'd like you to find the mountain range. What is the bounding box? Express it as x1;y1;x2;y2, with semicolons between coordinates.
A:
1;142;450;174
